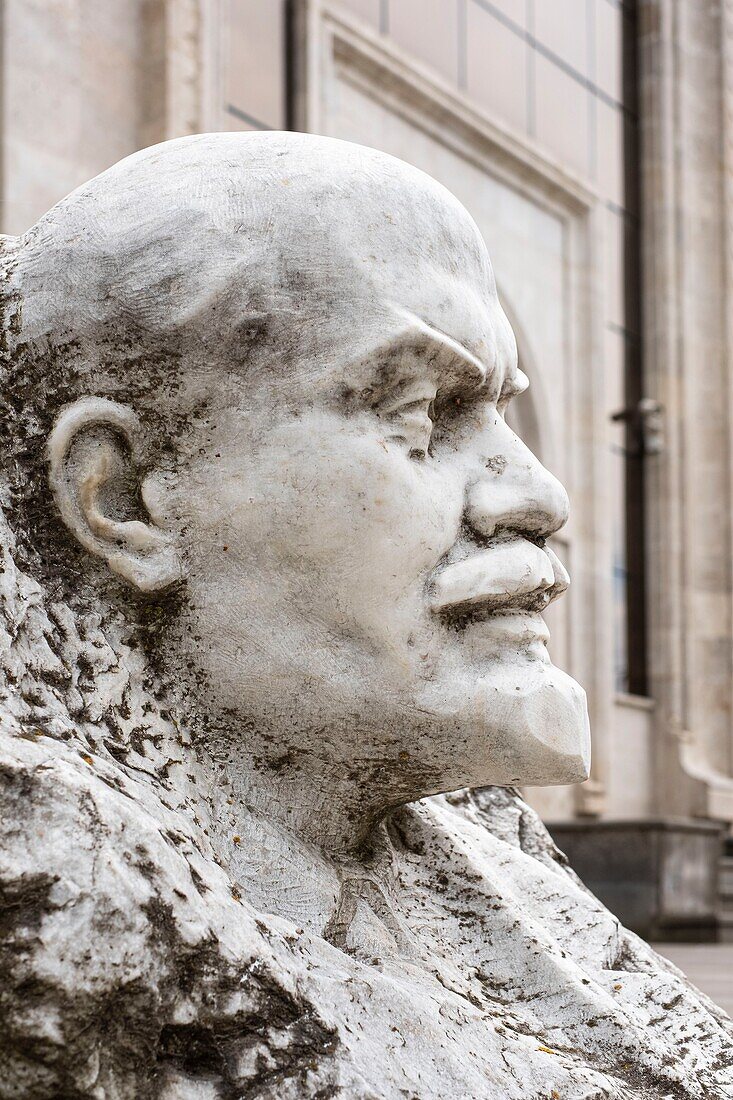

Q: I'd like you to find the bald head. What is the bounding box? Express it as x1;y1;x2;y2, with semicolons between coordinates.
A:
11;132;493;370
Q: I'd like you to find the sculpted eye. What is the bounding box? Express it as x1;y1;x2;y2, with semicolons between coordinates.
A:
379;396;435;459
429;391;475;444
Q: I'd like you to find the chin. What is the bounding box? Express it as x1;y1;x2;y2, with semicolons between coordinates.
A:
418;657;591;789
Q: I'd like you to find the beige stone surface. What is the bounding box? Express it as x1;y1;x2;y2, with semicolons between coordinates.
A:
534;0;590;77
465;0;529;134
388;0;460;84
225;0;286;128
534;51;591;175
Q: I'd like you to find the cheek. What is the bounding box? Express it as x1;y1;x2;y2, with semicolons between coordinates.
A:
271;427;461;595
324;446;460;599
180;416;462;613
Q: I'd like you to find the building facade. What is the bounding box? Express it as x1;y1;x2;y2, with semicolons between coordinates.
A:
4;0;733;935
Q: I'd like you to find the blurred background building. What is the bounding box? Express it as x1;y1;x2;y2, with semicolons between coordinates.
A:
4;0;733;941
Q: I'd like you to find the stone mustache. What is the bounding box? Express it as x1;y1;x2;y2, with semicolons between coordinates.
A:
0;132;730;1099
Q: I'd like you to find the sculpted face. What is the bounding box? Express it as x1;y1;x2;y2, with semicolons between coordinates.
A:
42;132;589;809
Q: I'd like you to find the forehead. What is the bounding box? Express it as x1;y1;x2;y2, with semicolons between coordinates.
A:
308;156;516;391
282;171;514;394
73;132;517;401
237;232;517;411
335;221;516;400
200;151;518;407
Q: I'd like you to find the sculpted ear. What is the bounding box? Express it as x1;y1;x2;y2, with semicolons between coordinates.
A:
48;397;182;592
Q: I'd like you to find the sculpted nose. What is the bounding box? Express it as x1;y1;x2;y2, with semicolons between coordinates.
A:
465;440;569;542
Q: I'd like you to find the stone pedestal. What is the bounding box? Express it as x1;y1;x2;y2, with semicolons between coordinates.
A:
549;819;724;942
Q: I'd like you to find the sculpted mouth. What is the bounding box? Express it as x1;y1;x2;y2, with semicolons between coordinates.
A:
428;541;569;622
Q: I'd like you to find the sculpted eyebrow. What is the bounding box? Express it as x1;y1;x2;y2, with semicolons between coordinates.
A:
340;314;491;413
365;314;489;395
407;316;488;389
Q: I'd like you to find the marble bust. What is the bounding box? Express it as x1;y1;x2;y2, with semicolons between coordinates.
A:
1;132;731;1099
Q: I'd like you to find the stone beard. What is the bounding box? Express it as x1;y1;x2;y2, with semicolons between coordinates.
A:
0;133;731;1099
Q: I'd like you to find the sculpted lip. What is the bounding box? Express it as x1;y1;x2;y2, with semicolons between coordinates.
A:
462;609;552;660
428;541;569;620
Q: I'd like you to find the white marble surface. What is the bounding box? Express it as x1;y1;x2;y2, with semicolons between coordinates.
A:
0;132;730;1097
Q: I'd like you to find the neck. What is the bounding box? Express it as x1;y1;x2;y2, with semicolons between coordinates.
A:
189;739;411;936
197;739;396;856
